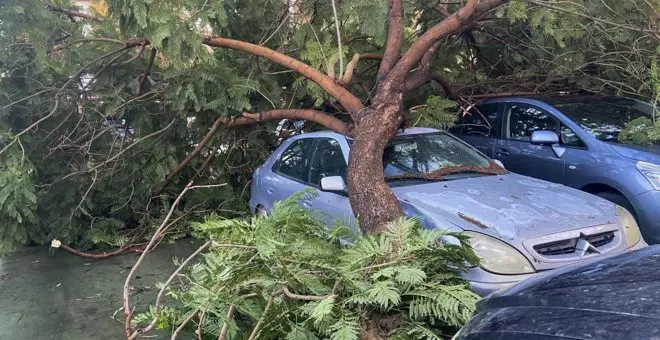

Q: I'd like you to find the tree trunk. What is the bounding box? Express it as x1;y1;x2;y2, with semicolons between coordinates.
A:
347;91;404;233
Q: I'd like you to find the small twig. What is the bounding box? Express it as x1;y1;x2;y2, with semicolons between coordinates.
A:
52;241;147;259
133;241;212;338
330;0;344;77
218;305;236;340
247;290;282;340
282;287;333;301
197;309;206;340
124;182;227;338
118;42;147;66
63;118;177;179
51;38;126;52
171;308;200;340
112;307;125;323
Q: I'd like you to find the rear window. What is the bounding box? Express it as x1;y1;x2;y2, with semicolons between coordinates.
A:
552;99;655;143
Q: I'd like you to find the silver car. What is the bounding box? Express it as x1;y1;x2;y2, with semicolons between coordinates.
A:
249;127;647;296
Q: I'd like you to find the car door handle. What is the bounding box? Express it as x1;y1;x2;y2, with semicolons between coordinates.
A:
301;199;312;208
266;187;274;194
495;148;510;157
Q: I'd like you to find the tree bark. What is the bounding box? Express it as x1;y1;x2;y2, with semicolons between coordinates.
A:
348;89;404;232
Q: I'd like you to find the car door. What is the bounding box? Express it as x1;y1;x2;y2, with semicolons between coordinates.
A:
266;137;317;208
450;103;502;158
494;102;565;183
307;137;355;228
557;123;593;189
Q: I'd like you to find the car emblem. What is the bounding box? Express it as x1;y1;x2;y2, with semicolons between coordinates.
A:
575;233;601;257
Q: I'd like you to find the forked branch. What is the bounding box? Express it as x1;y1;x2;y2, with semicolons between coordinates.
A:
386;0;504;85
202;36;364;112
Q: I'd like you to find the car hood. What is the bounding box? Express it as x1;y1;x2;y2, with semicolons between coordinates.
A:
393;173;617;241
610;142;660;163
455;246;660;340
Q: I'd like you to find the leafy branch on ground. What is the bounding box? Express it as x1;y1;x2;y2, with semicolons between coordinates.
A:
131;191;480;339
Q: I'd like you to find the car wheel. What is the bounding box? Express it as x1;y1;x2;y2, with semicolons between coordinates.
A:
596;192;636;218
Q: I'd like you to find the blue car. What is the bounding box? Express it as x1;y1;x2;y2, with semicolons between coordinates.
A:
450;96;660;244
249;128;646;296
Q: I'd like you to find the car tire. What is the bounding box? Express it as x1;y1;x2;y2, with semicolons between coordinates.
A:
596;192;636;218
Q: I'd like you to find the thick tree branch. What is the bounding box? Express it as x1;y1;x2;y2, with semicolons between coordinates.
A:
41;4;365;113
404;70;457;99
138;48;157;94
386;0;505;86
160;109;348;190
45;1;102;21
224;109;349;134
202;36;364;112
160;115;226;190
52;38;126;52
378;0;404;79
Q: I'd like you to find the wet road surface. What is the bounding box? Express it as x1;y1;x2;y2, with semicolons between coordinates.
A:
0;240;202;340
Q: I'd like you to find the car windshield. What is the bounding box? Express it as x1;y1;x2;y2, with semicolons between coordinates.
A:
381;132;500;184
552;98;657;143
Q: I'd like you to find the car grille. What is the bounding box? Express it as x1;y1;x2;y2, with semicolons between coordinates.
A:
534;231;615;256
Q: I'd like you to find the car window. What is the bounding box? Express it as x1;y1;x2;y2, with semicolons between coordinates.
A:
451;104;499;138
551;98;655;143
274;138;315;183
309;138;347;186
560;124;586;148
506;104;558;141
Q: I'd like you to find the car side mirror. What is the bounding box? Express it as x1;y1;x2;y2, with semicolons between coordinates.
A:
531;130;566;158
493;159;505;170
320;176;347;194
530;130;559;146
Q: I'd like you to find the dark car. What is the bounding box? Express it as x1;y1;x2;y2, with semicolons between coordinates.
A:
450;95;660;243
454;245;660;340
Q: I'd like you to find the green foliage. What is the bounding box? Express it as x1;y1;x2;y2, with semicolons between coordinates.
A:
135;192;480;339
619;117;660;145
0;0;656;256
0;133;38;253
410;97;458;129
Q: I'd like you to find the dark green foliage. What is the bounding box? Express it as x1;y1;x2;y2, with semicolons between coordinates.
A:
135;192;480;339
619;117;660;145
410;96;458;129
0;0;657;252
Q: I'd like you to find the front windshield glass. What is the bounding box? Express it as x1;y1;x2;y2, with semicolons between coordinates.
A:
552;98;656;143
382;132;494;179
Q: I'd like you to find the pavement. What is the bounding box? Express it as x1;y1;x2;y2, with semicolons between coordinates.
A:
0;240;202;340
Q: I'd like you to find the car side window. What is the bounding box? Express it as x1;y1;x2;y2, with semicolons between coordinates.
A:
274;138;315;183
309;138;347;186
451;104;500;138
506;104;559;141
560;124;586;148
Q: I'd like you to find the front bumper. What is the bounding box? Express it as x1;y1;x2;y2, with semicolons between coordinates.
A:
630;189;660;244
465;267;537;297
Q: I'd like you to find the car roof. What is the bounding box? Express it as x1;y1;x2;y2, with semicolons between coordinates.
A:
290;127;441;141
481;94;642;105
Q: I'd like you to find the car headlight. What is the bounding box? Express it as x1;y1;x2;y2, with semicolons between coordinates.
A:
464;231;535;275
616;205;641;247
636;161;660;190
